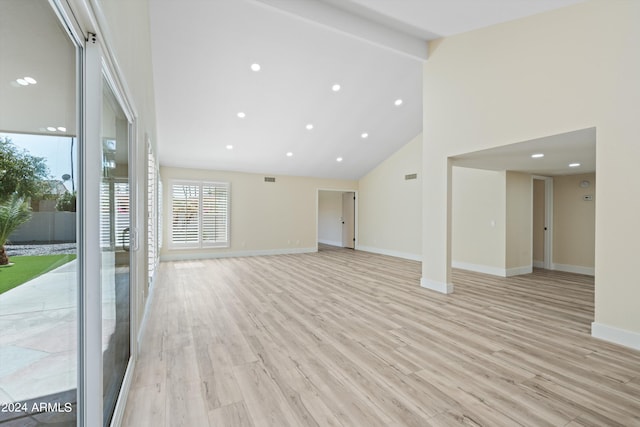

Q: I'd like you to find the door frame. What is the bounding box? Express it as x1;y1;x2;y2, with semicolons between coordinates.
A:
532;175;553;270
341;191;356;248
57;0;140;424
316;188;359;251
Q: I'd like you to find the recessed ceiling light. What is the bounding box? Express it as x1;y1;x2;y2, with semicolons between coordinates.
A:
46;126;57;132
394;99;403;106
237;112;246;118
226;144;233;150
16;76;37;86
361;132;368;139
57;126;67;132
336;157;343;162
250;63;261;72
306;124;313;130
531;153;544;158
286;152;293;157
332;84;341;92
569;162;581;167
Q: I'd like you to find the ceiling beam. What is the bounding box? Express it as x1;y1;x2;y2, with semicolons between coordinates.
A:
249;0;428;61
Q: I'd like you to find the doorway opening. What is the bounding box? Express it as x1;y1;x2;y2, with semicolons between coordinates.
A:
532;176;553;270
317;190;357;250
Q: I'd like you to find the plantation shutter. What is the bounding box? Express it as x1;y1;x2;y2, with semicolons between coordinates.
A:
147;143;158;284
169;181;229;249
171;183;201;247
202;182;229;247
99;180;130;249
114;181;130;250
158;179;163;249
100;181;112;248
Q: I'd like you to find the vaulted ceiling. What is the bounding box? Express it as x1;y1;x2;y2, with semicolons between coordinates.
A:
149;0;587;180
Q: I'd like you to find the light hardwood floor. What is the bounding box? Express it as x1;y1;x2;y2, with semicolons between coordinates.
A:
122;247;640;426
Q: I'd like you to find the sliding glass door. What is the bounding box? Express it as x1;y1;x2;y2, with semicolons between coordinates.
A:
100;79;132;426
0;1;79;425
1;2;137;426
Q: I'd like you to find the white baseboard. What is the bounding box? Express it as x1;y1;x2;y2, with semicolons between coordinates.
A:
454;260;593;278
451;261;532;277
318;239;342;247
452;260;507;277
420;277;454;294
591;322;640;351
160;247;317;262
357;245;421;262
137;274;157;348
505;265;533;277
110;353;136;427
553;263;594;276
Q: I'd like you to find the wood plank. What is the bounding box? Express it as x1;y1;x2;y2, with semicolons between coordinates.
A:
121;383;166;427
208;401;255;427
122;249;640;426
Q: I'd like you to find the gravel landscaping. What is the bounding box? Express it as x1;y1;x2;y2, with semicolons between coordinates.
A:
5;242;77;257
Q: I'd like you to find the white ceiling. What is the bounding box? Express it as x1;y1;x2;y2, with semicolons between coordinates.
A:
149;0;587;180
451;128;596;176
325;0;586;38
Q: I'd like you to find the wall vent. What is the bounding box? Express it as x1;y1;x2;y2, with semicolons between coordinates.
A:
264;177;276;183
405;173;418;180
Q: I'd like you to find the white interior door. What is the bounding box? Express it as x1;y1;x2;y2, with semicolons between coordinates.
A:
342;192;355;248
532;179;545;267
532;176;553;270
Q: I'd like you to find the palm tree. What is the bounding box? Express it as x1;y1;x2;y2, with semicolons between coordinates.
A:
0;194;32;265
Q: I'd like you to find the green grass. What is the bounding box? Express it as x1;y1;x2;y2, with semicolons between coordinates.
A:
0;254;77;294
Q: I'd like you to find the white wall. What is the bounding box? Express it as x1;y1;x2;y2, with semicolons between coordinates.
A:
160;167;357;260
505;171;532;274
553;173;595;274
318;191;343;247
454;170;595;277
452;167;506;275
358;134;422;261
422;0;640;348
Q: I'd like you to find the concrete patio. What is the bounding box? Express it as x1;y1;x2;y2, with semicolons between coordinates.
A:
0;255;123;401
0;260;78;405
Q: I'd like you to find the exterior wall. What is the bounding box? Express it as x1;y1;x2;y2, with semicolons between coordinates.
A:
9;212;76;243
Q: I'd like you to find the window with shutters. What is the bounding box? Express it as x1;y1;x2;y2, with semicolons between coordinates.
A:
169;180;230;248
100;179;130;250
148;142;159;284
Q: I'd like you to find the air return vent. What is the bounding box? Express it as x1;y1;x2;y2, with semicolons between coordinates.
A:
264;177;276;183
405;173;418;180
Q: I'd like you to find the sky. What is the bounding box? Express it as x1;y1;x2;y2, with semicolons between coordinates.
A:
1;132;78;192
